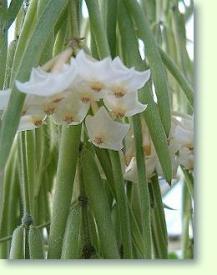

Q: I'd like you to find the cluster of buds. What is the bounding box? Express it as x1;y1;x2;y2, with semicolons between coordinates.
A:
0;49;150;151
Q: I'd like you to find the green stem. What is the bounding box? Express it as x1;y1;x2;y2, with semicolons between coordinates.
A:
181;181;193;259
109;151;133;259
0;0;8;89
106;0;117;58
18;132;31;216
48;125;81;259
181;167;194;199
9;0;38;85
79;164;93;259
159;47;193;107
150;174;168;259
25;130;36;220
132;115;152;258
85;0;110;58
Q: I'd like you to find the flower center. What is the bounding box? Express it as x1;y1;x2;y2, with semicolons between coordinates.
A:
63;112;74;124
90;81;104;92
81;95;91;103
112;86;126;97
112;108;126;119
144;144;151;156
32;118;43;127
94;136;105;145
44;103;56;115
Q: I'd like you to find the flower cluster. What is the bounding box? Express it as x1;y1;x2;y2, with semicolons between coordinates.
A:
124;114;194;182
0;49;150;151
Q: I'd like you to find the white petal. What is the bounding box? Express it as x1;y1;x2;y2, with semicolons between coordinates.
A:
52;93;90;125
85;106;130;151
112;57;135;76
103;92;147;117
108;57;151;92
75;50;112;81
18;115;46;132
0;89;11;110
16;62;77;97
178;147;194;170
127;69;151;91
174;124;193;147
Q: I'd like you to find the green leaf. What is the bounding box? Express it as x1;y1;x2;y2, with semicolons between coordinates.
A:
61;205;82;259
48;125;81;259
81;147;120;259
9;225;25;259
124;0;171;135
159;47;193;107
5;0;23;30
28;226;44;259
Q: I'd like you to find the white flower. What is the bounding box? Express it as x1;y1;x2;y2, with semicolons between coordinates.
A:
18;114;46;132
85;106;130;151
169;114;194;171
0;89;46;131
170;114;193;151
0;89;11;111
124;155;157;183
52;92;89;126
74;50;112;101
107;57;151;98
15;60;77;97
103;92;147;118
22;91;69;117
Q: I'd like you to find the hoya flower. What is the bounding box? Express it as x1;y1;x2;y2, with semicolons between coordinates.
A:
16;60;77;97
103;92;147;118
170;114;193;152
169;114;194;171
52;92;89;126
22;91;69;117
0;89;46;131
74;50;112;101
85;106;130;151
18;114;47;132
106;57;151;98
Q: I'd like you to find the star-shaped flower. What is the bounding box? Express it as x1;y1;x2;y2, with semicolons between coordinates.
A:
85;106;130;151
103;92;147;118
52;92;89;126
